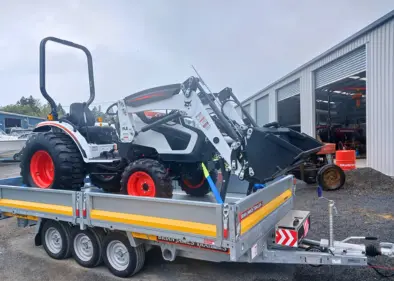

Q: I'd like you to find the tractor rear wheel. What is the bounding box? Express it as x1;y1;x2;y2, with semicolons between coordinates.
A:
20;132;85;190
178;168;217;197
120;159;172;198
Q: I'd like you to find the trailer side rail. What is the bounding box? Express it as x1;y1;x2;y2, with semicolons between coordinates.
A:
0;185;78;223
83;191;225;245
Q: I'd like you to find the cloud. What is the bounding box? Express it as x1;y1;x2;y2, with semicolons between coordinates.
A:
0;0;393;111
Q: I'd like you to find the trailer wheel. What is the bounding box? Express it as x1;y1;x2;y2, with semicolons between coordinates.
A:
41;220;72;260
317;164;346;191
178;169;217;197
20;132;85;190
120;159;172;198
71;228;103;268
102;232;145;278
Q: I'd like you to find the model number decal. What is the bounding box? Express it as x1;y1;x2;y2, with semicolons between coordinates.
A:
157;236;229;253
239;201;264;221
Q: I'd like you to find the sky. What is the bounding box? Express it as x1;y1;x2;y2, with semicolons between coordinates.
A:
0;0;393;111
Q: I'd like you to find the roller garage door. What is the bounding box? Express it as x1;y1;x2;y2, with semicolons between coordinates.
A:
277;79;300;101
277;79;301;128
315;46;366;89
256;95;269;126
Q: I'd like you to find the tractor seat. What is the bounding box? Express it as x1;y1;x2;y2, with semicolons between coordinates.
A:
67;103;118;144
68;103;96;126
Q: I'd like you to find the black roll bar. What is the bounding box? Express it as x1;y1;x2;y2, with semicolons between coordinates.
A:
39;36;95;120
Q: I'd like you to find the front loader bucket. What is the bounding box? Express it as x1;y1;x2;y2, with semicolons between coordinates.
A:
246;127;323;183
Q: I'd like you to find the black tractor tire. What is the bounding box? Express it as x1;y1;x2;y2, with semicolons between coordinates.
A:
89;173;121;192
317;164;346;191
120;159;173;198
20;131;85;190
178;168;218;197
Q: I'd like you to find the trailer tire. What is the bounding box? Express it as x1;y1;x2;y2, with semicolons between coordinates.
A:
317;164;346;191
71;228;102;268
120;159;172;198
102;232;145;278
90;228;106;267
20;132;85;190
60;222;73;258
179;169;218;197
41;220;72;260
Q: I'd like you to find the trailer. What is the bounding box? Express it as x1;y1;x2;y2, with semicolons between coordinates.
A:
0;175;393;278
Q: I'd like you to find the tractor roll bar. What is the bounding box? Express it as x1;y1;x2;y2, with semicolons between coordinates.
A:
39;36;96;120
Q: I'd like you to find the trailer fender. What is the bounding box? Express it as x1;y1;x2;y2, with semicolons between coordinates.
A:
33;122;89;159
126;232;144;247
34;218;45;246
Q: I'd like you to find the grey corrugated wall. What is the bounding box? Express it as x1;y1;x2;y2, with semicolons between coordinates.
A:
367;19;394;176
242;15;394;175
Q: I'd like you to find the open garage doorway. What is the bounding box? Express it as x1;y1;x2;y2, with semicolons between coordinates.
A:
315;70;366;160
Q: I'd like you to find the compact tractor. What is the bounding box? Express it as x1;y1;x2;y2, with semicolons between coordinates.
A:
20;37;344;199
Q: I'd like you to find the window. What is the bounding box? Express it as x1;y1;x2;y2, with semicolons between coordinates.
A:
5;118;21;128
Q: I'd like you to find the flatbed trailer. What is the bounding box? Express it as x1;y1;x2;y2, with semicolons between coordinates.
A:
0;175;393;278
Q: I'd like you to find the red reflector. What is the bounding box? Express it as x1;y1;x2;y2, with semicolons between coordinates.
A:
203;239;215;245
83;209;87;217
223;228;229;239
76;209;80;217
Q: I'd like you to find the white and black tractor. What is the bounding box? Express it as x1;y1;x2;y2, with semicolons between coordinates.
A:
20;37;342;199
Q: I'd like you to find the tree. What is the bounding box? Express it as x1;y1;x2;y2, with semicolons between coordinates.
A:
0;96;67;119
16;95;41;116
57;103;66;117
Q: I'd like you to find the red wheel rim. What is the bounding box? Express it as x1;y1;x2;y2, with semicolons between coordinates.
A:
183;177;205;189
127;171;156;197
30;150;55;188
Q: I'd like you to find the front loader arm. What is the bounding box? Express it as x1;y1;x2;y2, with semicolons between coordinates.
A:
117;83;241;174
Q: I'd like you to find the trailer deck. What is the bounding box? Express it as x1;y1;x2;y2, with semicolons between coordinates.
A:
0;174;393;278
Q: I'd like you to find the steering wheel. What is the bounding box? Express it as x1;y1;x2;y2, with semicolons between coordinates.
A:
106;102;118;116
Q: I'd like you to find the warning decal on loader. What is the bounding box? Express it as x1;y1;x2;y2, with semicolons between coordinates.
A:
157;236;229;253
195;112;211;130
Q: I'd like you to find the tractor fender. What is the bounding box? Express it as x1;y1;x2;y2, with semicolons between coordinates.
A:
33;121;89;160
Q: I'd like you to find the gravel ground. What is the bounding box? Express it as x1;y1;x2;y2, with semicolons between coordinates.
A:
0;163;394;280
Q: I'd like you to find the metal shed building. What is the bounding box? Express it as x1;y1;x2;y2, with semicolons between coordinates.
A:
0;111;44;133
239;10;394;176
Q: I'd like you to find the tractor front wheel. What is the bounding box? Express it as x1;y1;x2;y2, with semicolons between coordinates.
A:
178;168;217;197
120;159;172;198
20;132;85;190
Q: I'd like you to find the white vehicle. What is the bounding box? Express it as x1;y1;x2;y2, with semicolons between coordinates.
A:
0;128;27;158
20;36;341;197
